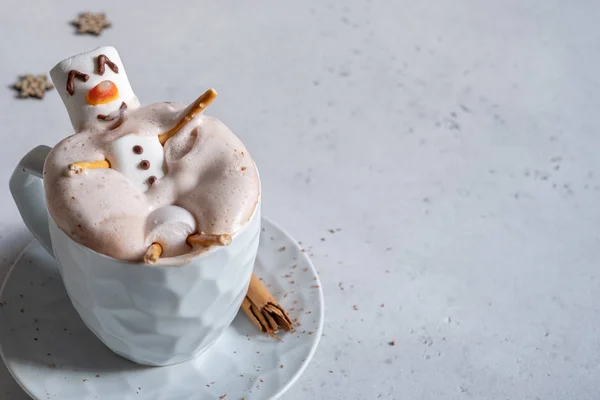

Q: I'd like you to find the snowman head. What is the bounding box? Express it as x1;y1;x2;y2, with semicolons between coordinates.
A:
50;46;141;132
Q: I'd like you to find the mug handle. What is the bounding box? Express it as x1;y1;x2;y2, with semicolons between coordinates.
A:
9;145;54;257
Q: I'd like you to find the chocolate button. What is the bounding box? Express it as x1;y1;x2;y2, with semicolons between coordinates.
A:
148;176;157;185
133;145;143;154
139;160;150;170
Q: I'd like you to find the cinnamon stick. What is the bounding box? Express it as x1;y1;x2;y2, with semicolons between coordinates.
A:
241;274;294;338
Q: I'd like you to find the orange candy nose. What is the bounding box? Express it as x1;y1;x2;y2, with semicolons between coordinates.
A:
86;80;119;105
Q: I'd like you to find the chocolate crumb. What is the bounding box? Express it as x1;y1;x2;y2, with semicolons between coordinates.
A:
380;303;385;307
279;246;286;252
49;363;56;368
96;374;100;378
82;379;88;382
280;364;284;368
389;340;396;346
241;166;247;171
133;145;143;154
219;395;227;399
139;160;150;170
353;305;358;311
321;237;326;241
148;176;157;185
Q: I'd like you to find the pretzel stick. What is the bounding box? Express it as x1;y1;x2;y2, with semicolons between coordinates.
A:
187;233;232;247
67;159;111;175
158;88;218;145
143;243;163;264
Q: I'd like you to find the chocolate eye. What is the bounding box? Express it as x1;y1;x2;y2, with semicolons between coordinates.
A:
97;54;119;75
66;70;89;96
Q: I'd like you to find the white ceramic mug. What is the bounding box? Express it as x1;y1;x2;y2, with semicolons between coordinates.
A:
10;145;261;366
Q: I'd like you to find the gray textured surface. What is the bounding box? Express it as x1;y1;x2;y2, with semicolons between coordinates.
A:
1;0;600;399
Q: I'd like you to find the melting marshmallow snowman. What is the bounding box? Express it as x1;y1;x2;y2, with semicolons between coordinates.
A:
50;46;166;191
50;46;198;260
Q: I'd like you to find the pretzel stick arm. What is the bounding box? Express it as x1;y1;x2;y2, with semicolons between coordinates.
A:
158;88;218;145
187;233;232;247
143;243;163;264
67;159;111;175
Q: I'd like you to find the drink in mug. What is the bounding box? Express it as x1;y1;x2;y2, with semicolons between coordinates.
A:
10;46;261;366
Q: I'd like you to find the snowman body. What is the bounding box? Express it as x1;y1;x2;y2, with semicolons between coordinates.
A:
106;134;166;191
106;134;196;255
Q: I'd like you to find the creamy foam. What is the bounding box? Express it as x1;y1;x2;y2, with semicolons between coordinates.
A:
44;102;260;263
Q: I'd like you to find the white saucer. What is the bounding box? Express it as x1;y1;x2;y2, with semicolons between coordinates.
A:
0;218;324;400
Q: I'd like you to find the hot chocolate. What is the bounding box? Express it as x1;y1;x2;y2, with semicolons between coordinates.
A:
44;46;260;264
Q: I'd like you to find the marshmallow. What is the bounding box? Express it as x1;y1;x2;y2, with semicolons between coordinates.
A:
106;134;166;191
146;206;197;257
50;46;140;132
